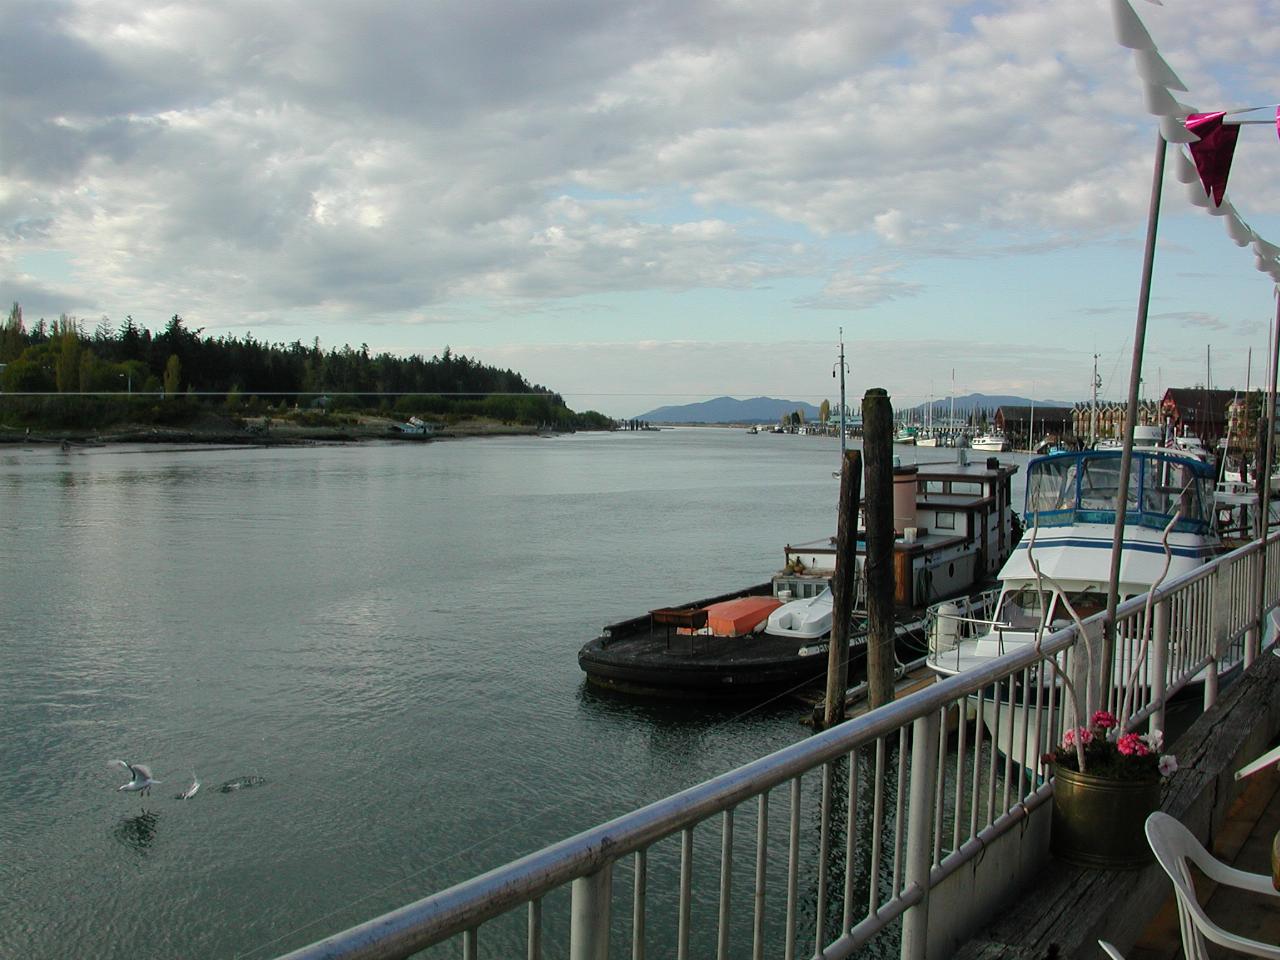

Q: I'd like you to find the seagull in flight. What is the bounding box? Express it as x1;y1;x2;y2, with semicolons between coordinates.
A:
112;760;160;797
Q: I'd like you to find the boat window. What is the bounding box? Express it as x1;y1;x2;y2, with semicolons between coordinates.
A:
998;587;1050;630
1027;458;1078;513
1140;457;1207;523
951;481;982;496
1053;590;1106;623
935;511;956;530
925;480;946;494
1079;458;1138;511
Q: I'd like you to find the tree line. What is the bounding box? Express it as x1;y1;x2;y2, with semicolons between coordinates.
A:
0;303;611;430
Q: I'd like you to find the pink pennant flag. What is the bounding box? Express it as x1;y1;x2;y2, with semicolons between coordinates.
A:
1184;112;1240;206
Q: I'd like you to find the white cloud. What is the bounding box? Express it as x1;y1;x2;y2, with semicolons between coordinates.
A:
3;0;1280;405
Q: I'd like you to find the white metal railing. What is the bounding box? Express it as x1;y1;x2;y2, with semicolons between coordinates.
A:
274;532;1280;960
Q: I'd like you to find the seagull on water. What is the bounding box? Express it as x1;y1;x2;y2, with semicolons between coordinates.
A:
112;760;160;797
175;771;200;800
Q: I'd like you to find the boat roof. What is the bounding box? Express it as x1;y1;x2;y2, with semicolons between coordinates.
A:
912;459;1019;481
1028;447;1214;477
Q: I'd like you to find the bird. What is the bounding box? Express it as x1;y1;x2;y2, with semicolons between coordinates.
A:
112;760;160;797
175;771;200;800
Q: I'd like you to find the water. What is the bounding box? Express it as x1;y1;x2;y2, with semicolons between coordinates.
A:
0;429;1031;959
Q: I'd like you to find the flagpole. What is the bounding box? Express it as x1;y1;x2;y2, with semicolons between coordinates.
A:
1103;130;1168;709
1252;289;1280;665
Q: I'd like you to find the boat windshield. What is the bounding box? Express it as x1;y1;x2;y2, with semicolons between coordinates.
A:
997;587;1107;633
997;586;1049;630
1051;589;1106;624
1025;451;1213;533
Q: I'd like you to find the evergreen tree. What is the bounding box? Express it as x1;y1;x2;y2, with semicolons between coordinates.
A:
163;354;182;397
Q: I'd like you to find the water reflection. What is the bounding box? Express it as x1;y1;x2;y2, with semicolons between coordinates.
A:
112;810;159;854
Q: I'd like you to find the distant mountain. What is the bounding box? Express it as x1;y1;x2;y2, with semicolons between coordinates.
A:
910;393;1074;415
635;393;1070;424
636;396;821;424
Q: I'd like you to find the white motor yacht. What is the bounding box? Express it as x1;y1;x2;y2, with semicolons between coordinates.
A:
971;433;1010;452
926;447;1226;766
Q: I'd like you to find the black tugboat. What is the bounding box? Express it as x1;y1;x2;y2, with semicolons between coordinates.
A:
578;457;1020;700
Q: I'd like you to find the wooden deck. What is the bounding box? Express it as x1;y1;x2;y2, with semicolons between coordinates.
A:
1131;761;1280;959
952;650;1280;960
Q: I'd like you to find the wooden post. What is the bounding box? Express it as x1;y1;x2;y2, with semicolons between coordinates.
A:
823;449;862;728
863;388;896;710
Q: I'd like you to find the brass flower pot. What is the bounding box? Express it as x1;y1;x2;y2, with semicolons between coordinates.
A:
1050;764;1161;869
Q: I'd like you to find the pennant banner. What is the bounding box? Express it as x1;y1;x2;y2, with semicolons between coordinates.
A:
1185;112;1240;206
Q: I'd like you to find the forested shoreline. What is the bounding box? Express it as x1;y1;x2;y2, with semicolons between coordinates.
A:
0;304;612;433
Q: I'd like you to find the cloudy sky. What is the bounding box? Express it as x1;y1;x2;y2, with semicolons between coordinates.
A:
4;0;1280;417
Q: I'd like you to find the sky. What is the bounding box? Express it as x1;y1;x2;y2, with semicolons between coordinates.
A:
4;0;1280;418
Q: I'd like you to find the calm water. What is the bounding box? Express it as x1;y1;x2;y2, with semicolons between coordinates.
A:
0;429;1029;959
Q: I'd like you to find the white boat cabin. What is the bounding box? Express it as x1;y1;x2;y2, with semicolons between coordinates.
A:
928;448;1221;676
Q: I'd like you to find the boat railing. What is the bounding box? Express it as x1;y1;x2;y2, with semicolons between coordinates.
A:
275;532;1280;960
923;587;1001;664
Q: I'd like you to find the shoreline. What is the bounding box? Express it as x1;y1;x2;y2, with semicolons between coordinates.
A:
0;414;566;447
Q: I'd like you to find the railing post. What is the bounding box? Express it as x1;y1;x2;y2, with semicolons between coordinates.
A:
901;710;941;960
1212;564;1230;662
1203;658;1219;711
1150;599;1169;737
570;866;613;960
1246;546;1262;666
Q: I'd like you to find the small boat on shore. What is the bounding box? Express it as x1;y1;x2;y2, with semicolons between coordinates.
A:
579;456;1021;699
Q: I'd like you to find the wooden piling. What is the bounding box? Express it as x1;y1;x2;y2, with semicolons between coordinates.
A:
862;388;896;710
822;449;862;728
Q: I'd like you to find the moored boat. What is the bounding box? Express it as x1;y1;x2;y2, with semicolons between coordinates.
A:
926;447;1237;766
971;432;1010;452
579;456;1020;699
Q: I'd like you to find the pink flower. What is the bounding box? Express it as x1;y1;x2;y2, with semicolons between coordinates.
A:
1091;710;1118;730
1158;755;1179;777
1116;733;1150;756
1062;727;1093;749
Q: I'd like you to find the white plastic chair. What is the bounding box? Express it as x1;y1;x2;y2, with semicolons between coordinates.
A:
1145;811;1280;959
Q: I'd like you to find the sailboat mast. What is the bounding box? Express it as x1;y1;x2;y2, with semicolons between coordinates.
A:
1030;394;1036;452
1091;353;1100;446
838;328;847;460
949;369;955;442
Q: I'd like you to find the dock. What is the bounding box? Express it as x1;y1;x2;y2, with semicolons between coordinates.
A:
951;649;1280;960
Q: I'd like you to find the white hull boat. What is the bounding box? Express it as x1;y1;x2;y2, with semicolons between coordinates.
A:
765;587;833;640
927;448;1231;767
971;433;1010;452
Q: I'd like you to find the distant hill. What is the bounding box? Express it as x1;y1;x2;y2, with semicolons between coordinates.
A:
636;393;1071;424
637;396;821;424
909;393;1074;415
